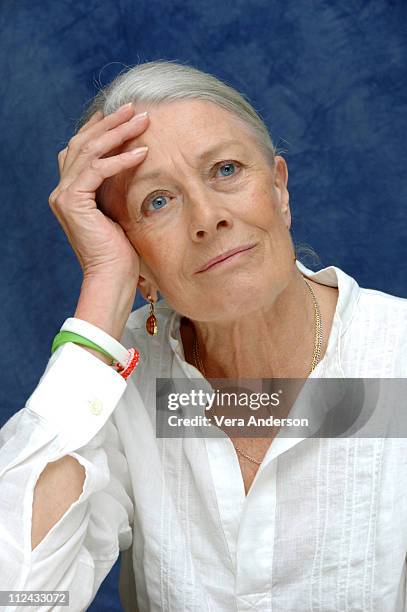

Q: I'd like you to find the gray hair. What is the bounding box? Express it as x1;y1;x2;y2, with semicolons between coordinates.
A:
76;59;277;166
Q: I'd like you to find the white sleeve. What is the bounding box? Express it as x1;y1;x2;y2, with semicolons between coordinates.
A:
0;341;134;612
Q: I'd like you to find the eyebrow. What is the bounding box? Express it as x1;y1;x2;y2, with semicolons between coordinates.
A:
130;139;246;186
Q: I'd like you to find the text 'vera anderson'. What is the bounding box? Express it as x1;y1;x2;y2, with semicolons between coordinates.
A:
166;414;309;428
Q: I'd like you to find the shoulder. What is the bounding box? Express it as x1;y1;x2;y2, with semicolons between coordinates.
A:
356;286;407;322
343;285;407;376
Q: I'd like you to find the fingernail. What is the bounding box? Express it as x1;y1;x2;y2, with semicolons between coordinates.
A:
117;102;133;112
130;111;149;122
128;146;149;155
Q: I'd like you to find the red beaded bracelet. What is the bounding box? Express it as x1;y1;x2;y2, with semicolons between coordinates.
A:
114;348;140;380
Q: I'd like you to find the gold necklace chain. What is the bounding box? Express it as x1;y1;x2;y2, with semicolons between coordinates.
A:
191;275;323;466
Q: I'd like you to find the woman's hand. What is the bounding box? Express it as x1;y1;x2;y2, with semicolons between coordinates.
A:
49;103;149;284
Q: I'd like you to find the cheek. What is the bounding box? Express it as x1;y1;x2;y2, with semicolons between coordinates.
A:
244;182;279;223
244;184;290;251
134;233;184;288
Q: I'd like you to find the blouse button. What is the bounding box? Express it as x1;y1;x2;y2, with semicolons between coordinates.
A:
88;399;103;415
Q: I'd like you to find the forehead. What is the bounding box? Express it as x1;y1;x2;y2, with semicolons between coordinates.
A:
133;98;255;145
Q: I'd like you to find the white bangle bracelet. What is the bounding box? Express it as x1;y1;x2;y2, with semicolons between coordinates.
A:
61;317;130;368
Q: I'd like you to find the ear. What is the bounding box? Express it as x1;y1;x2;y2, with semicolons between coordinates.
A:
137;276;159;302
138;259;160;302
273;155;291;229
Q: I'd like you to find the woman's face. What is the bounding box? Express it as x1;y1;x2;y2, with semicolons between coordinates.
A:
106;99;294;322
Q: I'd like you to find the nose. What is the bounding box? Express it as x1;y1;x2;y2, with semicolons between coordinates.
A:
187;189;234;241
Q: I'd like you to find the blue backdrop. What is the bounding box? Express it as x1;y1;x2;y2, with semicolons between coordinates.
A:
1;1;406;610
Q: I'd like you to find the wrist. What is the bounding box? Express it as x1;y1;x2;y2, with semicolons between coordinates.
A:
56;319;140;378
75;274;137;341
79;346;114;365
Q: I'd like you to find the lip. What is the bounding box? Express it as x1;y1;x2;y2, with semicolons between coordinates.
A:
195;243;257;273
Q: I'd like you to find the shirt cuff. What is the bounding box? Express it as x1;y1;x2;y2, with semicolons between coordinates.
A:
25;342;127;453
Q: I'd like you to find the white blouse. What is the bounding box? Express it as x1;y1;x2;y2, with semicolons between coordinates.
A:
1;260;407;612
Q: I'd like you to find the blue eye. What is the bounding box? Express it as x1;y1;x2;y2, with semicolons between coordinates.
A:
147;194;169;212
218;162;237;177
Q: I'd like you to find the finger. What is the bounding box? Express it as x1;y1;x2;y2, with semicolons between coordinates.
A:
57;148;68;173
62;112;150;180
62;146;149;195
77;110;104;134
57;111;104;175
62;104;140;175
73;104;136;146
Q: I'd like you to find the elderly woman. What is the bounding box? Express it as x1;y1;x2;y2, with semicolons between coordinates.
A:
1;60;407;612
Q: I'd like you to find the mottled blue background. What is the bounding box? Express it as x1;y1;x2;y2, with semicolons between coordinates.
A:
1;1;406;610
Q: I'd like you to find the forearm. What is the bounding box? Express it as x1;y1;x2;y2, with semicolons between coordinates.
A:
1;316;129;600
31;455;86;550
1;411;127;603
29;276;136;548
29;277;134;547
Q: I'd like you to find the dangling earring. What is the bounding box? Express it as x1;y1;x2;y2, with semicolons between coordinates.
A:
145;295;158;336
